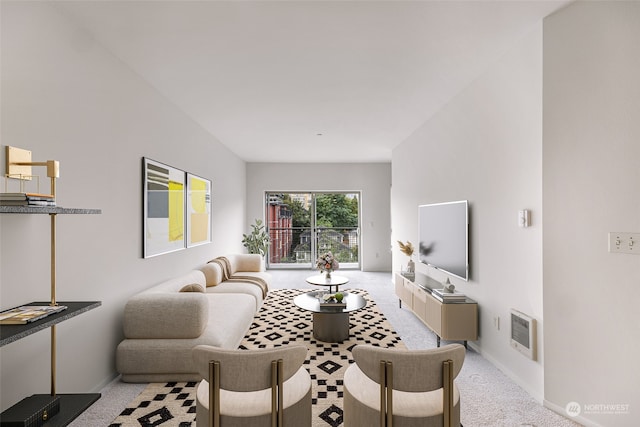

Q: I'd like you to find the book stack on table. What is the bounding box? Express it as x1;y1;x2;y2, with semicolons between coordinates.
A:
318;292;347;308
0;192;56;207
320;301;346;308
432;288;467;303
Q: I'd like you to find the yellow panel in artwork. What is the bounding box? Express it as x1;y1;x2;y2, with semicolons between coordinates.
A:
190;176;207;213
190;213;209;244
168;181;184;242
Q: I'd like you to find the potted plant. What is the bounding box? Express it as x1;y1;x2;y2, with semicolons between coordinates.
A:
242;219;271;266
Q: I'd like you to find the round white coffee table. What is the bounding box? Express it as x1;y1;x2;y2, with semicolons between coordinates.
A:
306;274;349;293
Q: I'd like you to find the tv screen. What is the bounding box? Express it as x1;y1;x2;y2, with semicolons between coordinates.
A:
418;200;469;281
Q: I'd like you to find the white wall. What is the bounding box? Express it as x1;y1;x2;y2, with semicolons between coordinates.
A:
543;2;640;426
392;25;545;399
246;163;392;272
0;2;246;410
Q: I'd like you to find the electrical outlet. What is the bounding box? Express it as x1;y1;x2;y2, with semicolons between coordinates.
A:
609;232;640;255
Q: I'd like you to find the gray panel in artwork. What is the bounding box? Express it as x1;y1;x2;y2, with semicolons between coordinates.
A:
148;191;168;218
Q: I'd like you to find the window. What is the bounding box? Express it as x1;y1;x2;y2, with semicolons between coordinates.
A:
265;192;360;269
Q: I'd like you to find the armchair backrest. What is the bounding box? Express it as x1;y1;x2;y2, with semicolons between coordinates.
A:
192;345;308;392
352;344;465;392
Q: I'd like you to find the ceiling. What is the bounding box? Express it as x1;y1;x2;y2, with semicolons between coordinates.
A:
55;0;569;163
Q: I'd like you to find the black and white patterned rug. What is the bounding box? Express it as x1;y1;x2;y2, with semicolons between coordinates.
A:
109;289;405;427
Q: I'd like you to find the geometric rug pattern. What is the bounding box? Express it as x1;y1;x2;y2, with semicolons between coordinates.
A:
108;381;197;427
109;288;406;426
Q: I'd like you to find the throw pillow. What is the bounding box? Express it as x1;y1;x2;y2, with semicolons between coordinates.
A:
179;283;205;293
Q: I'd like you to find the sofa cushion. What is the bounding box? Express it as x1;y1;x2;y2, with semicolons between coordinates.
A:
200;262;224;287
224;253;262;274
205;281;264;310
123;293;208;339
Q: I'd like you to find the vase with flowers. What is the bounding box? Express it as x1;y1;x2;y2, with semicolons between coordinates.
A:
316;251;339;279
397;240;415;275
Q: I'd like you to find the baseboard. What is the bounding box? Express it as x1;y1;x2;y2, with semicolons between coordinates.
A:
88;373;122;394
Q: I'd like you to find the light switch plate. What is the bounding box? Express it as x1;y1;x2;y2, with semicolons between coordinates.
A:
608;232;640;255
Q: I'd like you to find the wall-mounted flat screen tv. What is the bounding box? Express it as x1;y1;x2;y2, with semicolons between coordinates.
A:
418;200;469;281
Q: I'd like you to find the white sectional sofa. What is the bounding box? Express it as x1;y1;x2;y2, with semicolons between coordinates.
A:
116;254;270;382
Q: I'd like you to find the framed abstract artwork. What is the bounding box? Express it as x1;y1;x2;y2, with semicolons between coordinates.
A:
143;158;186;258
186;172;212;247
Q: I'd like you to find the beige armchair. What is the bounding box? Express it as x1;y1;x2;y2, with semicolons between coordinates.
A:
192;345;312;427
343;344;466;427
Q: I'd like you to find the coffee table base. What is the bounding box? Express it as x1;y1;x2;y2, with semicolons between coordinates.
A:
313;312;349;342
